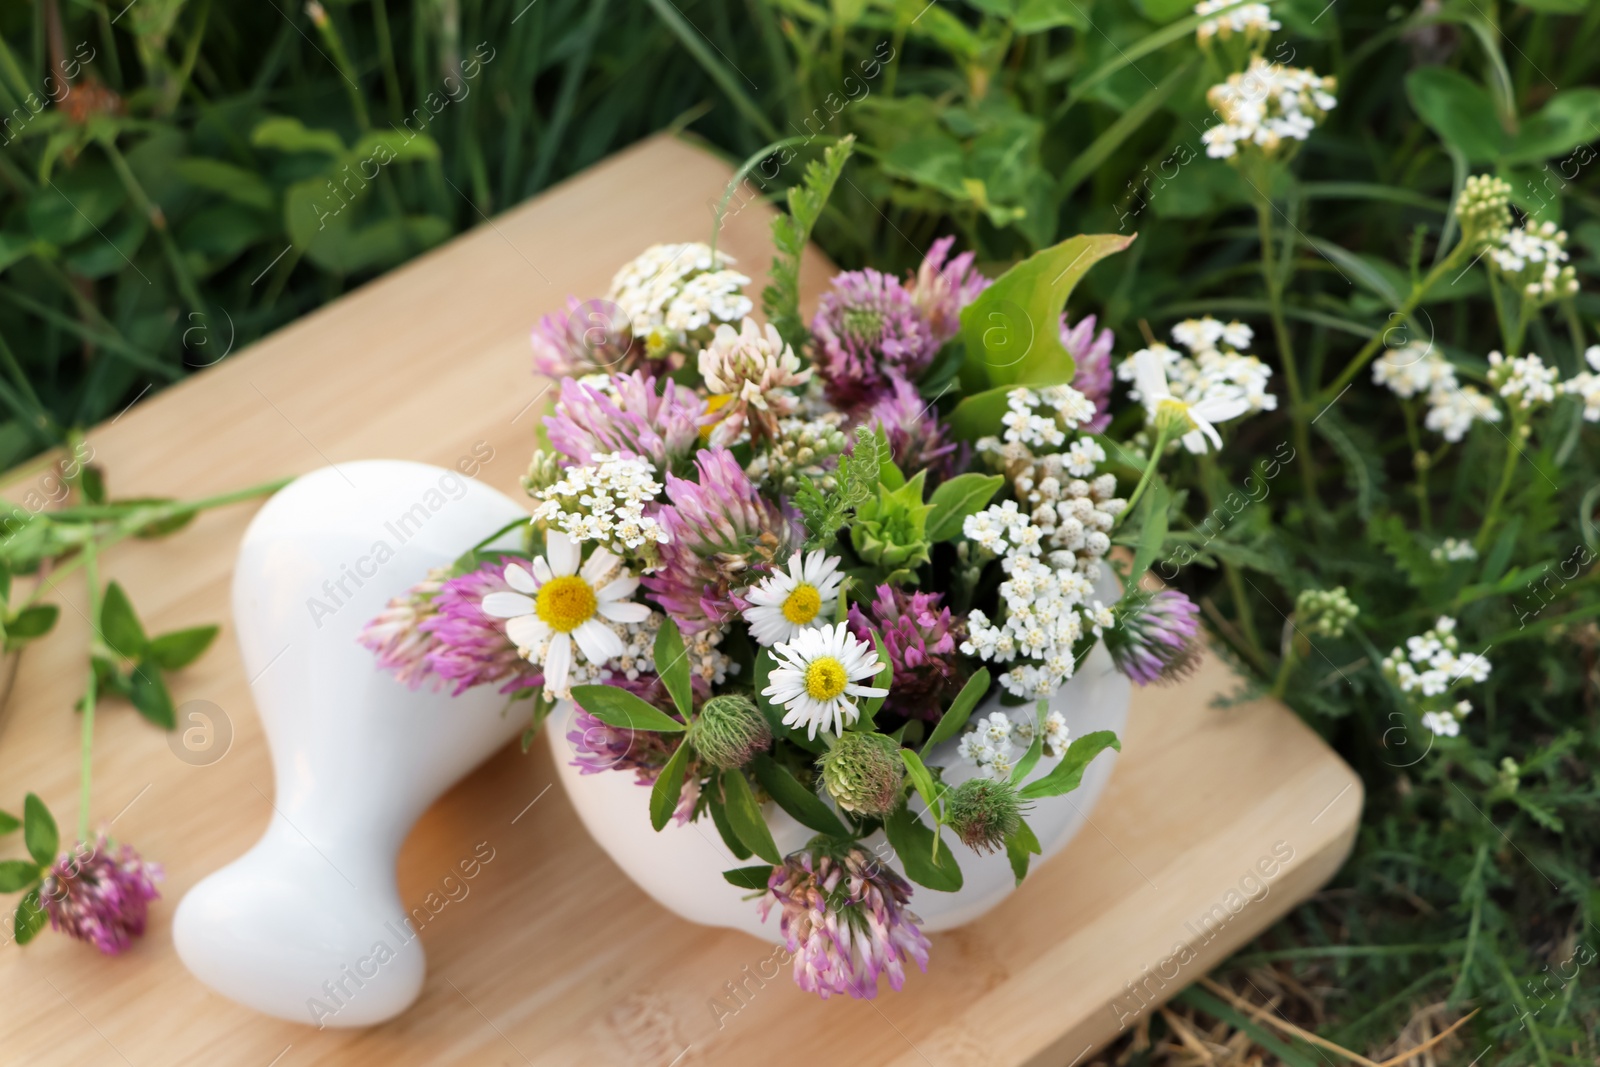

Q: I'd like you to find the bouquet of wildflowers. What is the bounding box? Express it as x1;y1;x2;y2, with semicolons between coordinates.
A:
362;140;1274;999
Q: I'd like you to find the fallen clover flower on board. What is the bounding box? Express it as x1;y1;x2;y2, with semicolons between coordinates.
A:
361;137;1258;999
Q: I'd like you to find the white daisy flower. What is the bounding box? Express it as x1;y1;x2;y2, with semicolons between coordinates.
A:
481;530;651;698
740;550;845;647
762;622;887;739
1132;347;1250;453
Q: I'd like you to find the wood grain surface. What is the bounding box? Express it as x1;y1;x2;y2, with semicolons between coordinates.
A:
0;134;1363;1067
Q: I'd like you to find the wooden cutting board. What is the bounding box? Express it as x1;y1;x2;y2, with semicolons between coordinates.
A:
0;134;1362;1067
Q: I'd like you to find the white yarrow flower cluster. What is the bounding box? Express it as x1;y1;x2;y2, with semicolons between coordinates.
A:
529;452;669;561
956;709;1070;780
998;385;1098;449
1381;616;1492;738
1563;345;1600;422
1430;538;1478;563
1372;342;1459;400
1488;220;1578;303
1371;341;1502;443
1488;351;1559;412
606;242;753;347
1194;0;1279;44
1202;57;1337;160
960;495;1121;698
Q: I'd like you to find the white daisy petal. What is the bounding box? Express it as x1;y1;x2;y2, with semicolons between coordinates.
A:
598;600;650;623
504;564;539;594
572;618;624;664
531;556;555;585
544;633;572;694
547;530;579;576
482;592;536;618
581;546;621;584
597;575;640;602
505;614;551;651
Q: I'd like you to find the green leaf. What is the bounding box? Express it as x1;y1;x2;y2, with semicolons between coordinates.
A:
1129;480;1171;583
900;749;940;814
14;887;46;945
1018;730;1121;800
570;684;687;732
5;604;58;646
955;233;1134;402
762;136;855;347
251;115;346;157
1009;702;1047;784
652;618;693;719
147;625;219;671
0;809;18;835
650;741;692;831
924;668;991;752
883;805;963;892
80;465;107;504
925;474;1005;542
722;864;775;890
129;664;176;729
721;769;782;864
796;426;884;548
349;130;441;165
172;158;276;212
22;793;58;867
0;859;39;892
1405;67;1506;164
750;755;849;837
708;797;752;859
99;581;147;659
1004;817;1042;885
1506;88;1600;164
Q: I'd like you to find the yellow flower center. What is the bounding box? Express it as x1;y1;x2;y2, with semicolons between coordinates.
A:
804;656;848;701
699;393;735;442
535;575;598;633
1154;396;1196;434
781;583;822;625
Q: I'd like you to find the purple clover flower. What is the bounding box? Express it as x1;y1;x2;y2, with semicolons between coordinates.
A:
1062;313;1116;433
1106;589;1203;685
642;449;802;632
543;371;705;477
910;235;991;346
760;846;931;999
860;373;966;485
810;270;938;411
530;297;646;379
358;570;447;689
419;556;539;696
847;585;966;723
40;836;163;955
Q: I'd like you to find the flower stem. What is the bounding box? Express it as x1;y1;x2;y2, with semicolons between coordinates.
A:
78;535;101;844
1474;414;1524;553
1318;244;1470;404
1120;425;1170;519
1254;201;1319;515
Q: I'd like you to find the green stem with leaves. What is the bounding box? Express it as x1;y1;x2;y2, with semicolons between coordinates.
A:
78;536;100;844
1255;200;1317;514
1474;412;1526;553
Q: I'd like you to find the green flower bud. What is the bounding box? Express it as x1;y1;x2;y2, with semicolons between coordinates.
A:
1294;586;1359;638
521;450;563;497
689;694;771;770
945;777;1023;854
1455;174;1512;248
817;731;905;816
850;474;933;584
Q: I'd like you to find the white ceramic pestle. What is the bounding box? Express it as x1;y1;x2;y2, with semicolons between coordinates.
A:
173;460;528;1028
